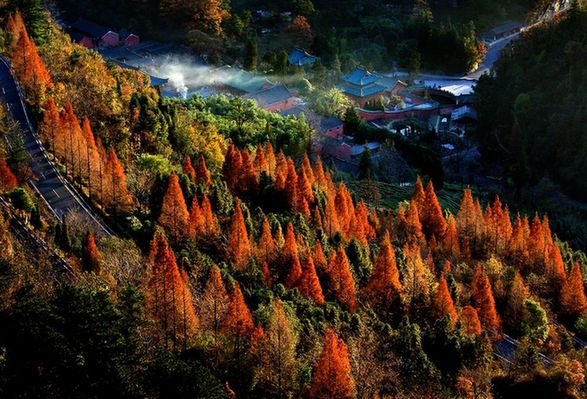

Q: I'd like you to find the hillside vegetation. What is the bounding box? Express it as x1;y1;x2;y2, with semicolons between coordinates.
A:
475;5;587;249
0;4;587;399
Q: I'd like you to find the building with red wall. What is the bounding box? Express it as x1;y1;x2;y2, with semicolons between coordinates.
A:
70;18;120;48
124;34;140;47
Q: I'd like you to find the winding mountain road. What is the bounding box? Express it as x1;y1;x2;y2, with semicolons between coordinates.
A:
0;56;112;237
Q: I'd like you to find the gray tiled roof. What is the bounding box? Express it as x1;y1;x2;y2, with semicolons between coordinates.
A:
217;67;274;93
71;18;114;39
320;116;343;131
244;84;293;107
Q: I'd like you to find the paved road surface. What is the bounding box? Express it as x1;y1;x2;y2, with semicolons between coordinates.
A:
0;57;111;237
0;195;74;275
465;34;520;80
384;2;572;82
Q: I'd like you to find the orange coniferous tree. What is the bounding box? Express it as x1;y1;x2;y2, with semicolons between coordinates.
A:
182;154;196;181
460;305;482;336
188;195;203;238
253;144;268;177
0;158;17;192
309;328;356;399
485;196;511;255
11;19;52;103
227;200;251;269
70;110;87;182
284;159;299;212
280;223;298;274
147;234;198;349
196;156;212;186
411;176;426;216
405;200;425;246
223;144;242;191
508;214;531;269
58;103;76;177
256;217;276;264
298;255;325;304
457;188;482;248
505;272;529;326
352;200;374;245
200;265;229;358
81;117;100;198
313;155;326;188
323;192;340;237
560;262;587;315
274;151;288;191
253;299;298;397
432;275;458;327
158;173;190;241
222;283;255;369
284;252;303;288
471;265;501;333
264;143;277;177
327;246;357;312
301;153;315;183
442;215;460;258
6;12;22;52
81;231;102;273
298;168;314;205
222;283;254;336
313;241;328;274
528;214;546;271
104;148;134;213
402;243;433;303
200;194;219;236
239;148;258;192
39;97;60;152
362;232;401;309
334;182;354;237
546;242;567;289
422;180;446;240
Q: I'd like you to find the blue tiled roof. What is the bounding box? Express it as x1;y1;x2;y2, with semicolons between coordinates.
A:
289;49;320;66
149;76;169;87
338;83;387;98
341;67;381;86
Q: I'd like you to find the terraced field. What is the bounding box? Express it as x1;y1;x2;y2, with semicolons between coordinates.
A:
346;180;484;215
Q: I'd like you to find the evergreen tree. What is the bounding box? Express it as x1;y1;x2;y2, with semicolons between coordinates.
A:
244;35;258;71
253;299;298;397
358;145;372;180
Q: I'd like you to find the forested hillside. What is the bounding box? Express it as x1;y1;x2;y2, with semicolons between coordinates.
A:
474;6;587;249
1;3;587;399
53;0;494;73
